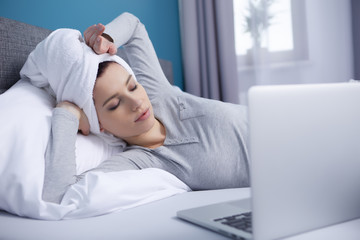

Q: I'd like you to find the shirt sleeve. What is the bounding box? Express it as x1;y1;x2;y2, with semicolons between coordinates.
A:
104;12;172;99
42;108;160;204
42;107;79;204
87;148;164;174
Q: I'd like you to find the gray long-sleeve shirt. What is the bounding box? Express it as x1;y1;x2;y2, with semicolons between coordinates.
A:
42;13;250;203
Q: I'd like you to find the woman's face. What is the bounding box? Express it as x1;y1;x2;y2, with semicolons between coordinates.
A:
93;62;155;140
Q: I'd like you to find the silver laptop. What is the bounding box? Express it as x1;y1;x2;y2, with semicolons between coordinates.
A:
177;82;360;240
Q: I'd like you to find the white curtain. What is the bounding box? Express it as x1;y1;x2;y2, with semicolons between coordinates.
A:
179;0;240;104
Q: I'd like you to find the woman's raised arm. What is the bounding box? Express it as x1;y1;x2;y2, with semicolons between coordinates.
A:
84;13;172;97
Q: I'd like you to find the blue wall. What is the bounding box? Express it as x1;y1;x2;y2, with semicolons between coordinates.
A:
0;0;183;89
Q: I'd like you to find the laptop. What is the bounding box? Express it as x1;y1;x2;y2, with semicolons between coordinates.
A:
177;82;360;240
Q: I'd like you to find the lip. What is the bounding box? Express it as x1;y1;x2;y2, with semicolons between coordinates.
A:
135;108;150;122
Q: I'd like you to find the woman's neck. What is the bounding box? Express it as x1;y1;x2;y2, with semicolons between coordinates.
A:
124;119;166;149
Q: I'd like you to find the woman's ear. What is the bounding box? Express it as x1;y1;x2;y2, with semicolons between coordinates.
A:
99;122;105;132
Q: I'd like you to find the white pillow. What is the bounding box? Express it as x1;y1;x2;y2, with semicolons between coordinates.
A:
75;134;122;174
0;80;53;216
0;79;120;214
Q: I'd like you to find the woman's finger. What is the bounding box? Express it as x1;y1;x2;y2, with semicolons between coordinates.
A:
79;111;90;136
89;24;106;47
93;36;105;54
108;43;118;55
89;32;99;48
84;25;97;45
96;23;105;34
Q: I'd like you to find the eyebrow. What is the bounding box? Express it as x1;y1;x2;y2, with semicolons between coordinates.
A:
102;74;132;107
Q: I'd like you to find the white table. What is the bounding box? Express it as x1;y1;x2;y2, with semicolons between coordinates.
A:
0;188;359;240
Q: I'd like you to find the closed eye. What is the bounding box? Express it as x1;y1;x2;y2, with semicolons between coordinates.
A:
131;84;138;91
105;75;136;111
108;98;120;111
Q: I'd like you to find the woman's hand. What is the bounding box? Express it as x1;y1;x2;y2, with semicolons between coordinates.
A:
57;101;90;136
84;23;117;55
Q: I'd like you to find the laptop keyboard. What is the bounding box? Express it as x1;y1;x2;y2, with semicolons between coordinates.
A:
213;212;252;233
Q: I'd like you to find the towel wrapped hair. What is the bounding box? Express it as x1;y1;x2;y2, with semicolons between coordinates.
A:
20;28;135;147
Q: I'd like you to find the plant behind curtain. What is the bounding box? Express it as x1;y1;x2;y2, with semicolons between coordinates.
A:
233;0;354;104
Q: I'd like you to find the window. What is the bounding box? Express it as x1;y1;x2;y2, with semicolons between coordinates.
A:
233;0;308;67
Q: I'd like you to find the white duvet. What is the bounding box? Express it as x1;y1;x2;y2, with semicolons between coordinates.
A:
0;80;189;220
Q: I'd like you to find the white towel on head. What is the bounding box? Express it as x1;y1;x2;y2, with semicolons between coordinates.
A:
20;28;135;147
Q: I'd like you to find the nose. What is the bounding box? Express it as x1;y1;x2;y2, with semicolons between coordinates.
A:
129;95;143;112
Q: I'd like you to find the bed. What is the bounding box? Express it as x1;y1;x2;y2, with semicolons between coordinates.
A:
0;16;251;239
2;16;360;240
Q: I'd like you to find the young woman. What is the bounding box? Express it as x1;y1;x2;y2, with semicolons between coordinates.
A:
43;13;250;204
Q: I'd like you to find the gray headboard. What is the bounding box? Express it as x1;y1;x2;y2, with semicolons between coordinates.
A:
0;17;52;93
0;17;173;94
